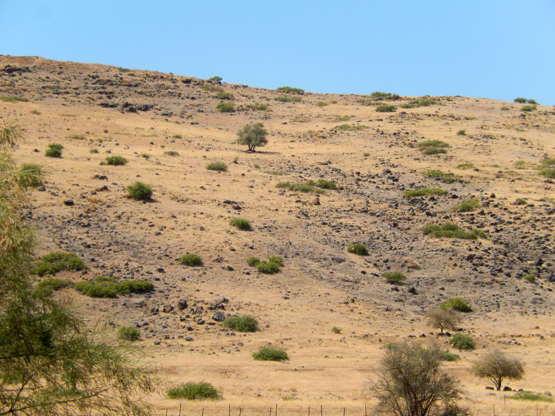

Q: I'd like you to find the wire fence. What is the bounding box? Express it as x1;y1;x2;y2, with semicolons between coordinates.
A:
154;403;555;416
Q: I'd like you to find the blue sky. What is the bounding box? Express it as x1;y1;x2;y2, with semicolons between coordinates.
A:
1;1;554;104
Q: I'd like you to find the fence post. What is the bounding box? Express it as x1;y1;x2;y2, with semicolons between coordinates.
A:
343;408;346;416
229;404;231;416
364;403;367;416
275;404;278;416
308;407;310;416
320;405;323;416
179;403;182;416
202;408;204;416
269;407;272;416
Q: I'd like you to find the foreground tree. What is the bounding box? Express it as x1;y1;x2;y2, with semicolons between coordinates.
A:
373;342;460;416
236;122;268;152
0;124;152;415
472;350;524;391
427;308;461;334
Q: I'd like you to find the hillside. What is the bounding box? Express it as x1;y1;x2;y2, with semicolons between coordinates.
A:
1;55;554;414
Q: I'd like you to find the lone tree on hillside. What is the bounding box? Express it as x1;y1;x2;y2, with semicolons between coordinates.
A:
0;124;152;416
427;308;461;334
472;350;524;391
237;122;268;152
373;342;461;416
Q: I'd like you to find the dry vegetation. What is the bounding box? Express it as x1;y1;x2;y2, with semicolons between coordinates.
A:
1;55;554;415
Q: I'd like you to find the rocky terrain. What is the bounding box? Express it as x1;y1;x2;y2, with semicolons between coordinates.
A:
1;55;554;414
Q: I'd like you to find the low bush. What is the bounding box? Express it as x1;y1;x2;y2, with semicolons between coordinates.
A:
369;91;401;101
223;315;258;332
401;97;438;108
275;95;301;103
126;182;152;201
441;297;472;312
252;347;289;361
540;156;555;179
247;257;260;266
456;162;475;170
206;161;227;172
376;104;397;112
417;140;449;155
17;163;42;188
216;91;234;100
267;256;284;266
0;95;28;102
276;181;323;193
33;252;86;276
34;278;74;297
347;243;368;256
523;273;536;283
333;124;369;132
404;188;447;198
449;333;475;350
453;198;481;212
509;392;553;403
423;223;486;240
105;156;128;166
276;86;304;95
256;261;281;274
167;382;220;400
440;351;460;361
457;130;466;136
424;170;461;184
164;150;179;156
118;326;140;341
514;198;527;205
216;102;235;112
383;272;406;285
514;97;527;103
45;143;63;158
76;276;153;298
521;105;536;112
307;179;337;189
178;254;203;266
229;217;252;231
240;102;269;111
332;326;342;334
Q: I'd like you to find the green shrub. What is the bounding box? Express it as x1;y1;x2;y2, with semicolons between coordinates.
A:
223;315;258;332
216;102;235;112
17;163;42;188
241;102;269;111
456;162;475;170
424;170;461;184
347;243;368;256
404;188;447;198
514;97;527;103
509;392;553;403
90;148;99;154
75;276;153;298
540;156;555;178
383;272;406;285
521;105;536;112
523;273;536;283
440;351;460;361
369;91;401;101
275;95;301;103
252;347;289;361
229;217;252;231
333;124;369;131
307;179;337;189
417;140;449;155
178;254;203;266
457;130;466;136
276;182;322;193
167;382;219;400
34;278;74;297
45;143;63;158
208;76;223;83
118;326;140;341
376;104;397;112
441;297;472;312
33;252;86;276
202;84;223;92
216;91;234;100
400;97;438;108
246;257;261;266
514;198;527;205
332;326;342;334
449;333;475;350
256;261;281;274
276;86;304;95
0;95;28;103
453;198;481;212
423;223;486;240
164;150;179;156
126;182;152;201
267;256;284;267
105;156;128;166
206;161;227;171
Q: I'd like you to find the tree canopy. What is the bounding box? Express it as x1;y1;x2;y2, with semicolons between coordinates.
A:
236;122;268;152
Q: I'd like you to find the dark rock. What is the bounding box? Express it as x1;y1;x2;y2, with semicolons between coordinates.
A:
213;311;225;322
63;200;74;206
177;299;188;310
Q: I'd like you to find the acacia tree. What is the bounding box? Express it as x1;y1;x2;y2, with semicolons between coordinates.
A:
373;342;460;416
427;308;461;334
0;124;152;415
236;122;268;152
472;350;524;391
